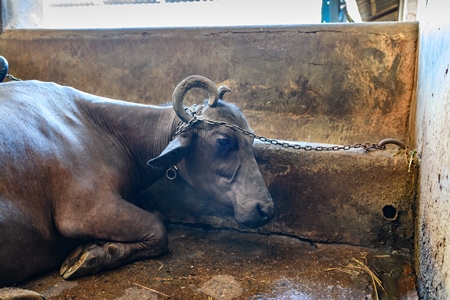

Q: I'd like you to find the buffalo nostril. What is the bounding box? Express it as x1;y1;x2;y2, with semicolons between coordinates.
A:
257;204;272;221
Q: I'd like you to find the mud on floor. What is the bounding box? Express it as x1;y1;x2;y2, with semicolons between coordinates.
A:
20;225;417;300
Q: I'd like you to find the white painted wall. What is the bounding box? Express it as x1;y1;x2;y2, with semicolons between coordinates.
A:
2;0;43;28
415;0;450;298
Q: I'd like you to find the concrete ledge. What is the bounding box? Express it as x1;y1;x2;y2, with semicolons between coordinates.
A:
144;141;417;250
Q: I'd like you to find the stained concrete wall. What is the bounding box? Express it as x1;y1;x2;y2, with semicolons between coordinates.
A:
144;144;417;249
0;24;418;249
414;0;450;298
0;23;417;146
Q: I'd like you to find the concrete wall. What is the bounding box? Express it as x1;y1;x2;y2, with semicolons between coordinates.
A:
0;23;417;146
415;0;450;298
0;0;43;29
144;143;417;249
0;24;418;249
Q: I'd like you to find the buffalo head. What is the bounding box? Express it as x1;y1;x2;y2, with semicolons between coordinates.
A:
148;76;274;227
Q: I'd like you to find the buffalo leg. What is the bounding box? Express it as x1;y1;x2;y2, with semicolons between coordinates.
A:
60;239;164;279
55;195;168;280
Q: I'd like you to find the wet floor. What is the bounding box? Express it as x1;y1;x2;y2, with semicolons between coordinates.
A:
19;225;417;300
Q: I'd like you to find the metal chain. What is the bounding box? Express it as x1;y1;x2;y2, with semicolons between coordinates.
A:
6;74;21;81
172;108;406;151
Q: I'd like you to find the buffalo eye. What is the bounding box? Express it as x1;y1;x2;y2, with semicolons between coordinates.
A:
216;138;231;154
217;138;230;146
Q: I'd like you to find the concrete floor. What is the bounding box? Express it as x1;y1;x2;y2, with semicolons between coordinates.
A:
18;225;417;300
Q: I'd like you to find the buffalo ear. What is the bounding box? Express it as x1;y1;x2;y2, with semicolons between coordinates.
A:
147;134;191;168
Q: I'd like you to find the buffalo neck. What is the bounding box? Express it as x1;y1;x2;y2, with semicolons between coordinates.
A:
79;96;180;191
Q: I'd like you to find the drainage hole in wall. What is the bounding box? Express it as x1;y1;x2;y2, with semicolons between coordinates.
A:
382;205;398;221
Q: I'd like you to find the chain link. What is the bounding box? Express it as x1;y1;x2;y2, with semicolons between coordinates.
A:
5;74;22;81
172;109;406;151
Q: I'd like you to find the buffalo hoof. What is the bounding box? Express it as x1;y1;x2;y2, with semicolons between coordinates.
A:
60;243;105;280
0;287;45;300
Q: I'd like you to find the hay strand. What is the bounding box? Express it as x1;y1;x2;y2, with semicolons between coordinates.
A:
325;258;386;300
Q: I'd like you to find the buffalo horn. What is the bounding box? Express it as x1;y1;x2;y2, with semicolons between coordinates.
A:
172;75;219;123
218;85;231;99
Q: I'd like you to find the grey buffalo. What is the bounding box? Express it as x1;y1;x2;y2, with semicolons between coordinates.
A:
0;75;274;288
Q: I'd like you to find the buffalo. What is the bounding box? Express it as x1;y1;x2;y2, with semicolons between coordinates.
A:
0;75;274;289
